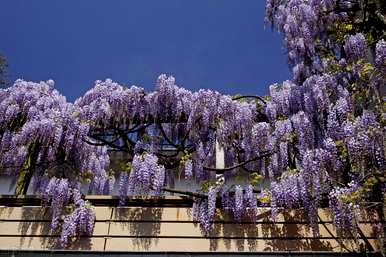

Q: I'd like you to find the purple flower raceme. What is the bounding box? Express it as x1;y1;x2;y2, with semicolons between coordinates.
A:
207;185;220;220
60;189;95;247
192;200;211;234
375;39;386;70
244;184;258;220
127;153;166;195
43;178;71;232
233;185;244;221
265;0;346;83
344;33;368;62
329;181;361;235
184;160;193;180
118;172;129;205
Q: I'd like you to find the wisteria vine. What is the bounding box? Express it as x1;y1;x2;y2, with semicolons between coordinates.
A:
0;0;384;248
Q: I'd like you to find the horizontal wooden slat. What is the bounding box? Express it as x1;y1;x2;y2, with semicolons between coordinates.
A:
0;236;377;252
0;195;194;207
0;236;380;252
0;207;112;221
110;222;379;239
0;207;51;221
0;220;379;239
0;237;105;251
112;207;307;222
104;237;368;252
1;207;379;223
0;221;108;236
111;207;380;223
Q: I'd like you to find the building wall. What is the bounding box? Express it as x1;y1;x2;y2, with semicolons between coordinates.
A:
0;205;382;253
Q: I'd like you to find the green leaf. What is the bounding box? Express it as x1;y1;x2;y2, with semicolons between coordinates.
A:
250;172;262;186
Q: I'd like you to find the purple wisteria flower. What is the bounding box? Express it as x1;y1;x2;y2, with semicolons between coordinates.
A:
344;33;368;61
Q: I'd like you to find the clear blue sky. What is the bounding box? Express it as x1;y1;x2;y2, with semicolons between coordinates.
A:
0;0;290;102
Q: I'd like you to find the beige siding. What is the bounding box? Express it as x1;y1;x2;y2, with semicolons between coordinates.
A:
105;238;359;252
0;206;382;252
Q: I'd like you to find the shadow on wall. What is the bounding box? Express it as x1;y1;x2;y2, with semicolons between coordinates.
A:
17;207;93;250
202;209;333;252
259;211;333;251
4;206;381;252
114;207;163;250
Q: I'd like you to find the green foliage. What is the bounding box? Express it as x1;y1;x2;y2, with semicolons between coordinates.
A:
108;169;115;176
65;204;75;214
179;150;192;166
233;175;242;183
141;133;150;143
264;95;271;101
177;150;193;180
79;169;96;184
339;175;385;204
85;200;93;209
335;140;349;158
249;172;262;187
259;190;270;205
289;132;297;143
200;180;216;193
233;93;247;103
280;168;299;181
119;161;132;173
276;114;289;120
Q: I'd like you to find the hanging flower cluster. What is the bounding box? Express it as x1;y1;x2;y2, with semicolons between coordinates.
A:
60;189;95;247
263;0;385;237
119;152;165;202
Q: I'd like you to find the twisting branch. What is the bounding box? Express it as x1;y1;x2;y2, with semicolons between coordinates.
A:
232;144;261;173
125;123;139;133
204;151;272;173
82;138;108;146
232;95;267;104
231;95;269;122
162;187;262;200
240;163;260;173
115;127;136;148
162;187;207;199
15;143;41;195
180;126;191;148
157;149;181;158
87;134;128;152
157;122;180;149
127;123;152;133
